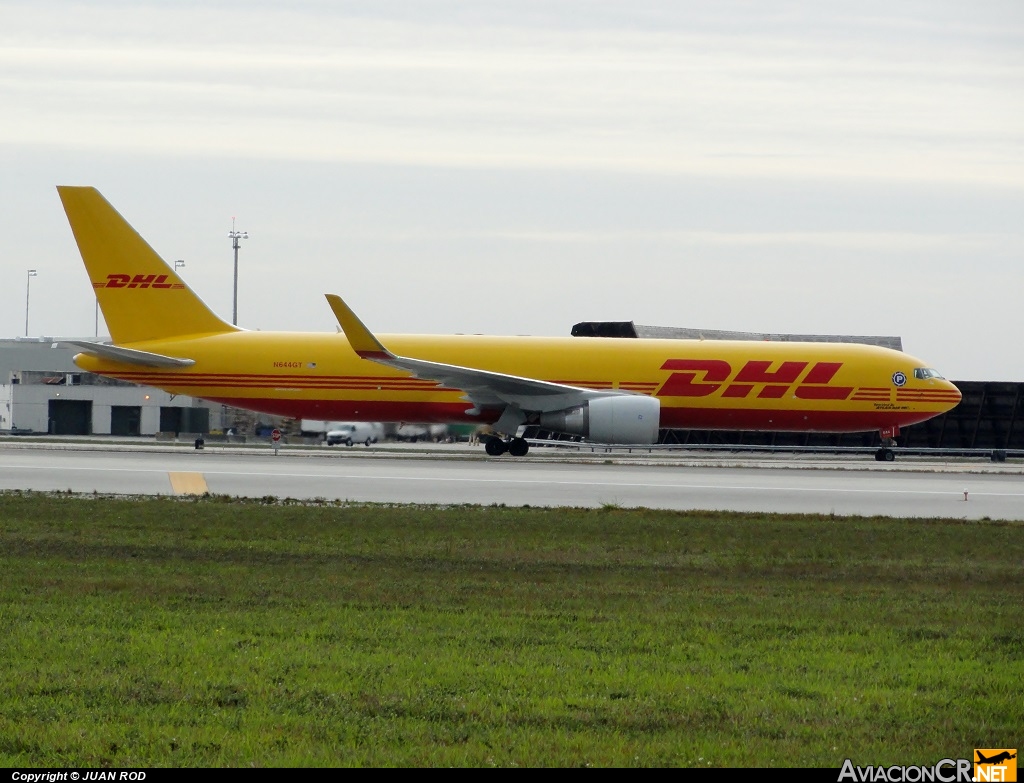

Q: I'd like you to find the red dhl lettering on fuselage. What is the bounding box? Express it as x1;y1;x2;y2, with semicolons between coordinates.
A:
657;359;853;400
93;274;184;290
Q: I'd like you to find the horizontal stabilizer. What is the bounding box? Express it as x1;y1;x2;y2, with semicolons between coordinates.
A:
60;340;195;368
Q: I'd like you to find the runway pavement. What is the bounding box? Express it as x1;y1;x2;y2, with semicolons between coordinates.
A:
2;440;1023;519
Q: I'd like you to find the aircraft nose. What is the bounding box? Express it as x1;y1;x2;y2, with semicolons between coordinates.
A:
944;380;962;410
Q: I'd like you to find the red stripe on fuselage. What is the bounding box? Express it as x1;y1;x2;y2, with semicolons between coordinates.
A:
204;396;941;434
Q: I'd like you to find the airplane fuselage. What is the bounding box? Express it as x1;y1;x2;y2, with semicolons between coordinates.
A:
73;330;961;435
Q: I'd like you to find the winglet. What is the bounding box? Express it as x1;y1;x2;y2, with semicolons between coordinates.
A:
325;294;392;360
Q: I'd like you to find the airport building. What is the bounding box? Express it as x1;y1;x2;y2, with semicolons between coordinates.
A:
0;338;222;436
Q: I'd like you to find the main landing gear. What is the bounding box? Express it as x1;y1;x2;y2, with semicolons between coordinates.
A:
484;436;530;457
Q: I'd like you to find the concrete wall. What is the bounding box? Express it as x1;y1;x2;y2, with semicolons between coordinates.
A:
0;383;11;431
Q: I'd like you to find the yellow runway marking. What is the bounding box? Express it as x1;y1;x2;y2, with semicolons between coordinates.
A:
169;472;209;495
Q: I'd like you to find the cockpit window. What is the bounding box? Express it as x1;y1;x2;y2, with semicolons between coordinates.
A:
914;368;945;380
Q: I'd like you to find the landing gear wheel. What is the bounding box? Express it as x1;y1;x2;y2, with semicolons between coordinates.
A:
484;438;508;457
875;448;895;462
508;438;530;457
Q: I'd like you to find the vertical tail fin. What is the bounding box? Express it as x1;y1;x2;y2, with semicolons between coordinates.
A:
58;186;238;345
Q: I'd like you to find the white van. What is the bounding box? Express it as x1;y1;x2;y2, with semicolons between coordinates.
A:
325;422;383;447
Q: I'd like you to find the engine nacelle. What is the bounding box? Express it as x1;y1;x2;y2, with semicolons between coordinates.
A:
539;395;660;444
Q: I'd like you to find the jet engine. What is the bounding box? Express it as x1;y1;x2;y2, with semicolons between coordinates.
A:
539;395;660;444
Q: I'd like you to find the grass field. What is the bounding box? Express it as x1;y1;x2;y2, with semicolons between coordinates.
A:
0;491;1020;767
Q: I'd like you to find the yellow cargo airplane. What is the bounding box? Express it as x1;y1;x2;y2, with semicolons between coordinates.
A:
58;186;961;460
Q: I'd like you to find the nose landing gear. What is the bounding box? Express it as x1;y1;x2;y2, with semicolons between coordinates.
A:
875;427;899;461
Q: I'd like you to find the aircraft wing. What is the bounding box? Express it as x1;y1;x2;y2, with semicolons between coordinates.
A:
60;340;195;368
325;294;621;413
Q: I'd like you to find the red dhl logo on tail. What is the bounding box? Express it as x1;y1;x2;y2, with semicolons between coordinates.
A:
93;274;184;290
658;359;854;400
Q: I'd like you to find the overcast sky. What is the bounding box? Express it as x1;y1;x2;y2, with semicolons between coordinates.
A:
2;0;1022;380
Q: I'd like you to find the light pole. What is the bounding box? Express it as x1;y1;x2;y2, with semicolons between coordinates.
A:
25;269;37;337
228;219;248;326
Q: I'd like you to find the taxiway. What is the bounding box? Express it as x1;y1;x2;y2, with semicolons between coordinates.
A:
1;442;1022;519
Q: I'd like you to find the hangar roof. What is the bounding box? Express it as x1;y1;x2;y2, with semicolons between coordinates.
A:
571;322;902;352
